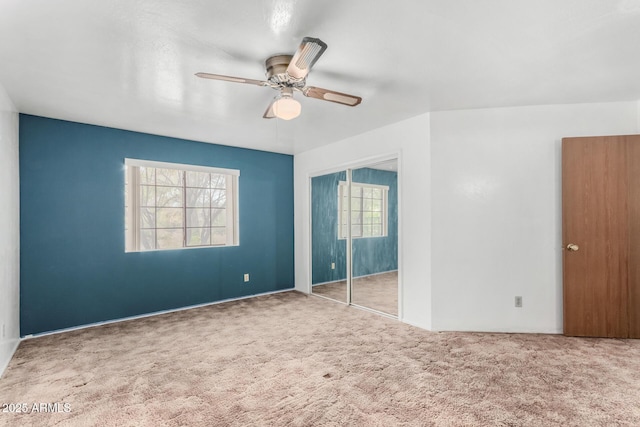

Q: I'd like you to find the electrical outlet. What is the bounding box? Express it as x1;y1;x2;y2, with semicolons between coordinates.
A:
331;262;335;270
244;273;250;282
515;296;523;308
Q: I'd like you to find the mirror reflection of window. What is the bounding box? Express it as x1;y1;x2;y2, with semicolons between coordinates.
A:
338;182;388;239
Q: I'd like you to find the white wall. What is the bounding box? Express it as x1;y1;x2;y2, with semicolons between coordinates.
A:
296;101;639;335
294;114;432;329
430;101;639;333
0;82;20;377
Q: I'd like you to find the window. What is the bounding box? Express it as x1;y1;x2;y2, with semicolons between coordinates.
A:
338;182;388;239
125;159;239;252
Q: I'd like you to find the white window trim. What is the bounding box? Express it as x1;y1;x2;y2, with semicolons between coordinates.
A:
125;158;240;177
338;181;389;240
125;158;240;252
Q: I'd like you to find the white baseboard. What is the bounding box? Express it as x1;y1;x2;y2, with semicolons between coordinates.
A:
400;317;432;331
22;288;295;340
0;339;20;379
312;269;398;287
430;326;563;334
353;269;399;280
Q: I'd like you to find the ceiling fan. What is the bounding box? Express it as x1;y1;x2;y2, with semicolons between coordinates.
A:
196;37;362;120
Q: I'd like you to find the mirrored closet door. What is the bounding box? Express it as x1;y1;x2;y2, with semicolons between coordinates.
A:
350;160;398;316
311;170;348;303
310;159;399;317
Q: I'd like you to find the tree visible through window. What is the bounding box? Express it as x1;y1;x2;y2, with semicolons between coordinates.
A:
125;159;239;252
338;182;388;239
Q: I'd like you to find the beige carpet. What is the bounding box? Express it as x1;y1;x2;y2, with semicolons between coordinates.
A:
312;271;398;315
1;292;640;426
311;279;348;303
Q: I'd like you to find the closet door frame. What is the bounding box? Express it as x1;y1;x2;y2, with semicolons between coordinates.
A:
308;152;402;319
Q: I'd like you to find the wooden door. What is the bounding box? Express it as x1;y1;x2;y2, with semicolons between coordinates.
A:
562;135;640;338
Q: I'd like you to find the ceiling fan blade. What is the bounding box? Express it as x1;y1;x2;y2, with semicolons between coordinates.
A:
195;72;268;87
303;86;362;106
286;37;328;80
263;100;276;119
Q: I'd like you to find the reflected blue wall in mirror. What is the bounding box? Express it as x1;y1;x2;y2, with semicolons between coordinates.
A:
311;171;347;284
311;168;397;285
351;167;398;277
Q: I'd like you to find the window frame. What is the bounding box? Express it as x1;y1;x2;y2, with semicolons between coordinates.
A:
338;181;389;240
125;158;240;252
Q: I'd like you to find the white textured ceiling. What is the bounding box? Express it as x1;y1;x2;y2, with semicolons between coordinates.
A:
1;1;640;154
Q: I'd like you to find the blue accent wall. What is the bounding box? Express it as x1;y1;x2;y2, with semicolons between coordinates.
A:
19;115;294;335
311;168;398;284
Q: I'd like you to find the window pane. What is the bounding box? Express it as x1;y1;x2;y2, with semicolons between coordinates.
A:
186;208;210;228
351;211;362;225
363;212;373;225
363;198;372;211
155;168;183;186
371;212;381;224
156;208;183;228
372;225;382;236
186;228;211;246
157;229;184;249
140;185;156;207
363;225;372;237
212;189;227;208
211;174;226;189
351;224;362;237
351;186;362;197
140;229;156;250
186;188;210;207
372;199;381;211
212;227;227;245
140;207;155;228
372;188;382;199
139;167;155;184
363;187;372;198
186;171;210;188
156;186;183;207
351;197;362;210
211;208;226;227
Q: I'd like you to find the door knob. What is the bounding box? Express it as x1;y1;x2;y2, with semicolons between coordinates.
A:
566;243;579;252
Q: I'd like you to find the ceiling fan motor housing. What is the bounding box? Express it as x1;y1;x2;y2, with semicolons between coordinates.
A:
265;55;305;87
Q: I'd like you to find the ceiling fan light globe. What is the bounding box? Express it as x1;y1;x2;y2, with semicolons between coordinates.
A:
273;97;301;120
